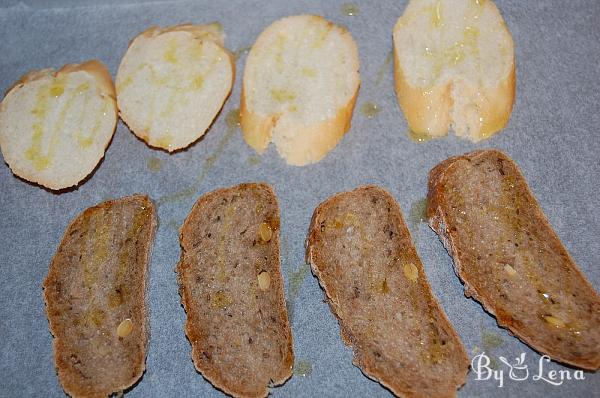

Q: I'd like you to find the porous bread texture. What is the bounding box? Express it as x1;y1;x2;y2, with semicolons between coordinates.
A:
306;185;469;398
393;0;515;141
241;15;360;166
427;149;600;370
43;195;157;398
116;23;234;152
0;60;117;190
177;183;293;398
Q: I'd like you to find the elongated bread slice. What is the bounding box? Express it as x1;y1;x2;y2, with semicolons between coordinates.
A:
241;15;360;166
116;23;234;152
306;185;469;397
427;149;600;370
43;195;157;397
177;183;293;398
393;0;515;141
0;60;117;190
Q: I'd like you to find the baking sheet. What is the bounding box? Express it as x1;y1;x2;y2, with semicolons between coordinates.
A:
1;0;599;396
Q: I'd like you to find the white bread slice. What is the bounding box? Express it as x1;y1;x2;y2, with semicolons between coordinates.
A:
241;15;360;166
0;60;117;190
116;23;235;152
393;0;515;141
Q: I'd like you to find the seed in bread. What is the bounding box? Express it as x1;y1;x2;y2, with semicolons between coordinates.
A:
393;0;515;141
43;195;157;397
177;183;293;398
116;23;234;152
241;15;360;166
0;60;117;190
306;185;469;397
427;149;600;370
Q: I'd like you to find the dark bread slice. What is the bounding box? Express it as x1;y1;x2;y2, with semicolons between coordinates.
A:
306;185;469;398
427;149;600;370
43;195;157;397
177;183;293;398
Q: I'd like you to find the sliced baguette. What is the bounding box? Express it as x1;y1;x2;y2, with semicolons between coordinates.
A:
0;60;117;190
116;23;234;152
43;195;157;397
306;185;469;397
177;183;293;398
241;15;360;166
427;149;600;370
393;0;515;141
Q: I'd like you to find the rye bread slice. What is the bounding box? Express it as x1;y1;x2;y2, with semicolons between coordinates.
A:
177;183;293;398
427;149;600;370
43;195;157;397
306;185;469;398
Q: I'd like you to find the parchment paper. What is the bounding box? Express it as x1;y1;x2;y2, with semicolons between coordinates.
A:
0;0;599;396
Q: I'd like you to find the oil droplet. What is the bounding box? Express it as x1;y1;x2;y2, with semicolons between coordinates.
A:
293;359;313;377
247;155;261;166
409;197;427;232
341;3;359;16
408;129;434;143
360;102;380;118
233;46;251;61
489;356;500;370
286;263;311;322
225;108;240;129
375;51;393;86
482;330;504;351
167;218;180;232
157;110;238;206
146;157;162;172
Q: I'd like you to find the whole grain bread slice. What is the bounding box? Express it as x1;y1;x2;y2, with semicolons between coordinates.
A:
306;185;469;398
177;183;293;398
43;195;157;397
427;149;600;370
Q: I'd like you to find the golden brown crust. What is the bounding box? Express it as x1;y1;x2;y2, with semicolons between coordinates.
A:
392;0;516;141
394;55;515;140
427;149;600;370
240;14;360;166
43;195;157;397
0;59;117;191
116;23;234;153
177;183;293;398
306;185;470;398
5;60;116;104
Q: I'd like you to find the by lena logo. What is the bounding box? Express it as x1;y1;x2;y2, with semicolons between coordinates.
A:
471;352;585;387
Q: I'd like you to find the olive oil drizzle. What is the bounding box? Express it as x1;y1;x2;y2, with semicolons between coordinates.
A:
26;79;103;171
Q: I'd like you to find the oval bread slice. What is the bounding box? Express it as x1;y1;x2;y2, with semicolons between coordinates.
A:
393;0;515;141
241;15;360;166
116;23;234;152
427;149;600;370
306;185;469;397
0;60;117;190
177;183;293;398
43;195;157;397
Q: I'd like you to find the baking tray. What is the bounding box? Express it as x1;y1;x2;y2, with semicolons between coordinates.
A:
0;0;598;396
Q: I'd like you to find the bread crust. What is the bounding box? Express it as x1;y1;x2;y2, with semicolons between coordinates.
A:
306;185;470;398
177;183;293;398
0;60;117;190
240;14;360;166
43;195;157;397
116;23;235;152
393;0;515;141
427;149;600;370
